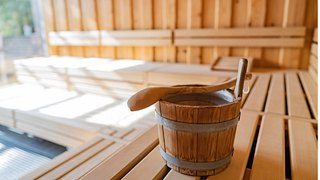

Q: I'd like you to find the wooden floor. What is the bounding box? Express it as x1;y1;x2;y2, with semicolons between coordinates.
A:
23;70;317;179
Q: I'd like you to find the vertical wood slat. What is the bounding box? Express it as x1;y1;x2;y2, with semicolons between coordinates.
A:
214;0;232;63
66;0;83;56
42;0;58;55
280;0;307;68
133;0;154;61
80;0;99;57
262;0;285;67
53;0;69;55
97;0;115;58
153;0;176;63
114;0;134;59
42;0;314;68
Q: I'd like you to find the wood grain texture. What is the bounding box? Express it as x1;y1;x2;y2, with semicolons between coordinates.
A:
97;0;115;58
52;0;69;55
81;125;159;180
66;0;83;56
285;72;311;118
80;0;99;57
288;119;317;180
264;73;285;114
250;115;285;180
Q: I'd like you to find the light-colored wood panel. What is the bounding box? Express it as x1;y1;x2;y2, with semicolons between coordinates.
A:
243;74;270;111
81;125;158;180
250;115;285;180
42;0;58;55
202;0;216;64
101;30;171;38
101;38;172;46
311;43;318;57
123;145;167;179
114;0;134;59
16;121;83;148
97;0;115;58
49;31;100;46
288;120;317;180
52;0;69;55
280;0;306;68
80;0;99;57
175;27;305;37
309;54;318;72
61;142;124;179
313;28;318;42
40;139;114;179
23;136;104;179
175;38;305;47
298;71;318;118
285;72;311;118
264;73;285;114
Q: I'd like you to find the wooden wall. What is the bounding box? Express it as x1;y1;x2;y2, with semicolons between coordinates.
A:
42;0;317;69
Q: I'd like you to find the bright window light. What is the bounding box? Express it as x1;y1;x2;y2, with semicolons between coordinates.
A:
39;94;117;119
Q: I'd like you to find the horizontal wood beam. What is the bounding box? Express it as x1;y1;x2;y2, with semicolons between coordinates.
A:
175;38;305;47
101;39;171;46
175;27;306;37
101;30;172;38
49;31;100;46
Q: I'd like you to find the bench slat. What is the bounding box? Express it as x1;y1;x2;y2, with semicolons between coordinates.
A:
285;73;311;118
123;145;167;179
16;122;83;148
81;125;159;179
61;142;124;179
309;55;318;72
23;136;103;179
165;112;260;180
311;43;318;57
243;74;271;111
298;72;318;118
264;73;285;114
288;120;317;180
39;139;114;179
250;115;285;180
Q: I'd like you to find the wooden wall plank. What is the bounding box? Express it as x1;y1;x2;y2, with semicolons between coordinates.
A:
154;0;176;63
230;0;248;57
214;0;232;63
247;0;266;66
133;0;154;61
66;0;83;56
97;0;116;58
53;0;69;55
202;0;216;64
280;0;307;68
80;0;99;57
42;0;58;55
262;0;285;67
114;0;134;59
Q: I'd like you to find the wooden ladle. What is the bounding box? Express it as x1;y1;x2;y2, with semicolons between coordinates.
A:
128;58;249;111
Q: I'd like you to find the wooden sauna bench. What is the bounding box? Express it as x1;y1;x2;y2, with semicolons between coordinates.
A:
23;69;317;179
0;56;236;147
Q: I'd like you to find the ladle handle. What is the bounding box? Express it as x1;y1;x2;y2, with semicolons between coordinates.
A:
234;58;248;98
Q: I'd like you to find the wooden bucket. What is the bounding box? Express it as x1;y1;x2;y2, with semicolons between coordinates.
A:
155;90;241;176
155;59;248;176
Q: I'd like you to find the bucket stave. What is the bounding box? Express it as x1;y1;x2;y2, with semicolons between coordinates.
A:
155;90;241;176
